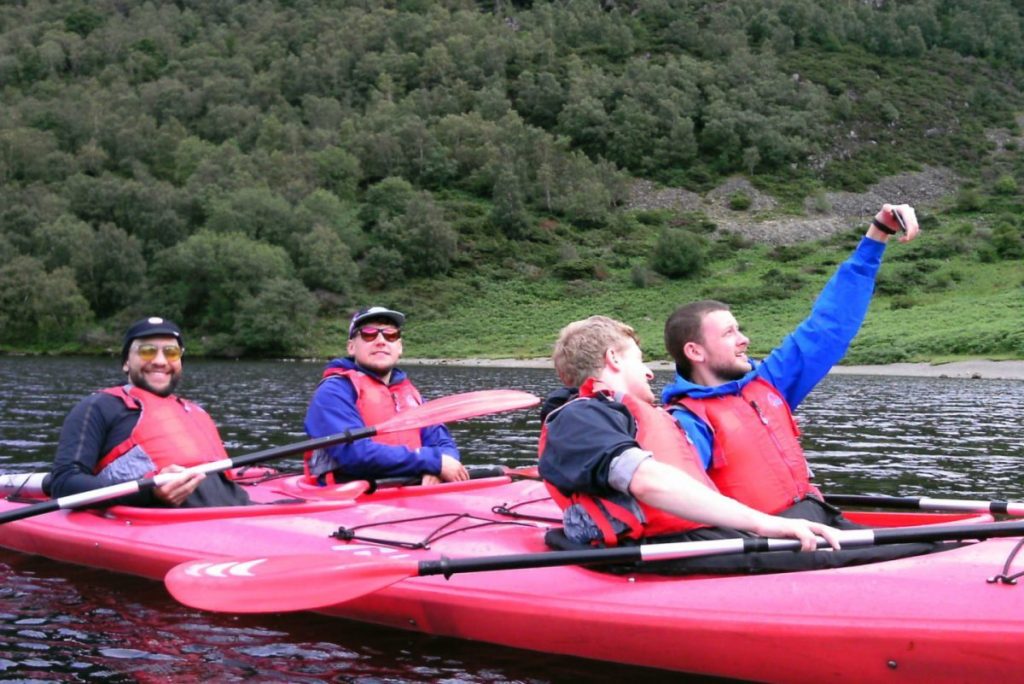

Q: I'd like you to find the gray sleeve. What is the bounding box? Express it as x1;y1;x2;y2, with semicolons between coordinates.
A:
608;447;652;495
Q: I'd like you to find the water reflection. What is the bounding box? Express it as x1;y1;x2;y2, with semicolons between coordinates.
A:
1;552;678;683
797;374;1024;498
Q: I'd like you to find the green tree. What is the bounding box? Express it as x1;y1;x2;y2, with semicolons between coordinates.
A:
992;223;1024;260
549;153;614;228
431;111;504;195
297;224;359;295
360;245;406;291
513;70;565;129
605;95;662;173
31;214;94;273
205;187;305;254
29;214;143;318
302;95;345;132
994;174;1019;195
64;7;106;37
172;135;220;185
360;176;417;227
491;166;531;239
0;256;91;344
197;104;262;145
650;229;706;279
182;140;260;208
557;95;609;157
0;233;16;265
297;190;366;255
64;174;189;255
400;193;457;277
0;127;75;183
903;25;927;58
149;231;295;335
139;77;199;127
31;266;93;344
394;114;455;187
87;223;148;317
234;277;318;354
312;146;362;201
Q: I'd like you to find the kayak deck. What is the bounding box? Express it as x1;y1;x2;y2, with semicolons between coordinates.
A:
1;474;1022;683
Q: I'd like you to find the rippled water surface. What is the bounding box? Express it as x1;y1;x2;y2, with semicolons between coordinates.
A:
1;356;1022;682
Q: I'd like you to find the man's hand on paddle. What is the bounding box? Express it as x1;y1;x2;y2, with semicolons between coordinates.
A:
753;516;843;552
153;465;205;506
421;453;469;486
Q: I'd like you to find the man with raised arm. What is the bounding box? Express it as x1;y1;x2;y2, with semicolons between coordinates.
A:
661;204;920;528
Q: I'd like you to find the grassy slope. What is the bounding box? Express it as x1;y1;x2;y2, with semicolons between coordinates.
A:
308;216;1023;365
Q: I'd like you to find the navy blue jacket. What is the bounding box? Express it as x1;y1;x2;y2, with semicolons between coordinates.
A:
48;391;250;507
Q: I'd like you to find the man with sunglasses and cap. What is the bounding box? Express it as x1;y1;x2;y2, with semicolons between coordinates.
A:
303;306;468;486
46;317;250;507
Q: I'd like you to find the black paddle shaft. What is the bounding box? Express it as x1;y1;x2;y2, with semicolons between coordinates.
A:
869;519;1024;544
414;519;1024;579
825;494;1015;515
419;546;645;578
228;426;377;470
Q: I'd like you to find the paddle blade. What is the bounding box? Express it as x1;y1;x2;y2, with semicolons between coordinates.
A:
376;389;539;435
0;472;47;497
165;554;420;613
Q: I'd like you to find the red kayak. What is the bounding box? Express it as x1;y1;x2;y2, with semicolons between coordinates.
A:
1;470;1023;683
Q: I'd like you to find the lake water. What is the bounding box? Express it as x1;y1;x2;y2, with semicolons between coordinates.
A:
1;356;1022;682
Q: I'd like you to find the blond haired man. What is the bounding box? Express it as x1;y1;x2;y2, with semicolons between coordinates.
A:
538;316;841;563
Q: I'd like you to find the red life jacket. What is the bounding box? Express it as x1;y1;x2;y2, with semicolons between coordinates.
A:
671;377;820;514
303;367;423;482
539;378;717;546
95;385;227;475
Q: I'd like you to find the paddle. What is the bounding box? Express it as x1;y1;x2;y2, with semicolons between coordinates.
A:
0;389;539;525
0;472;47;497
166;517;1024;614
342;463;540;492
826;493;1024;516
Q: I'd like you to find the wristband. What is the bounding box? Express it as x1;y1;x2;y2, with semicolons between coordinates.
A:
871;218;898;235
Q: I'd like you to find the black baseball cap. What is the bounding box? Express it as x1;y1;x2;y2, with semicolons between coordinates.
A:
121;317;184;361
348;306;405;338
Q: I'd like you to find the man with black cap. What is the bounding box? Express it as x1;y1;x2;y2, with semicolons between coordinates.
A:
46;317;250;507
303;306;468;486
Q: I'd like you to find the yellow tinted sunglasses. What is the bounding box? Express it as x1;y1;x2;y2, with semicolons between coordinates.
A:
134;343;184;362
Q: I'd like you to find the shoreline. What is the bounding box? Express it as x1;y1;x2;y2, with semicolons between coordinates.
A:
404;358;1024;381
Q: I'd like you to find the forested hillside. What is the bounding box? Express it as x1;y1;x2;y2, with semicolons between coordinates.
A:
1;0;1021;359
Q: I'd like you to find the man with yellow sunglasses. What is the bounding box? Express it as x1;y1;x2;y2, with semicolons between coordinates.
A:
45;317;250;508
303;305;468;486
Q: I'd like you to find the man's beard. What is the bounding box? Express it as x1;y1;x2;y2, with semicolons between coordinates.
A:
712;359;752;383
129;368;181;397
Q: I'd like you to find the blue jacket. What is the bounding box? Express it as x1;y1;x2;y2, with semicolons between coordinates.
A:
661;236;887;468
303;357;460;479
